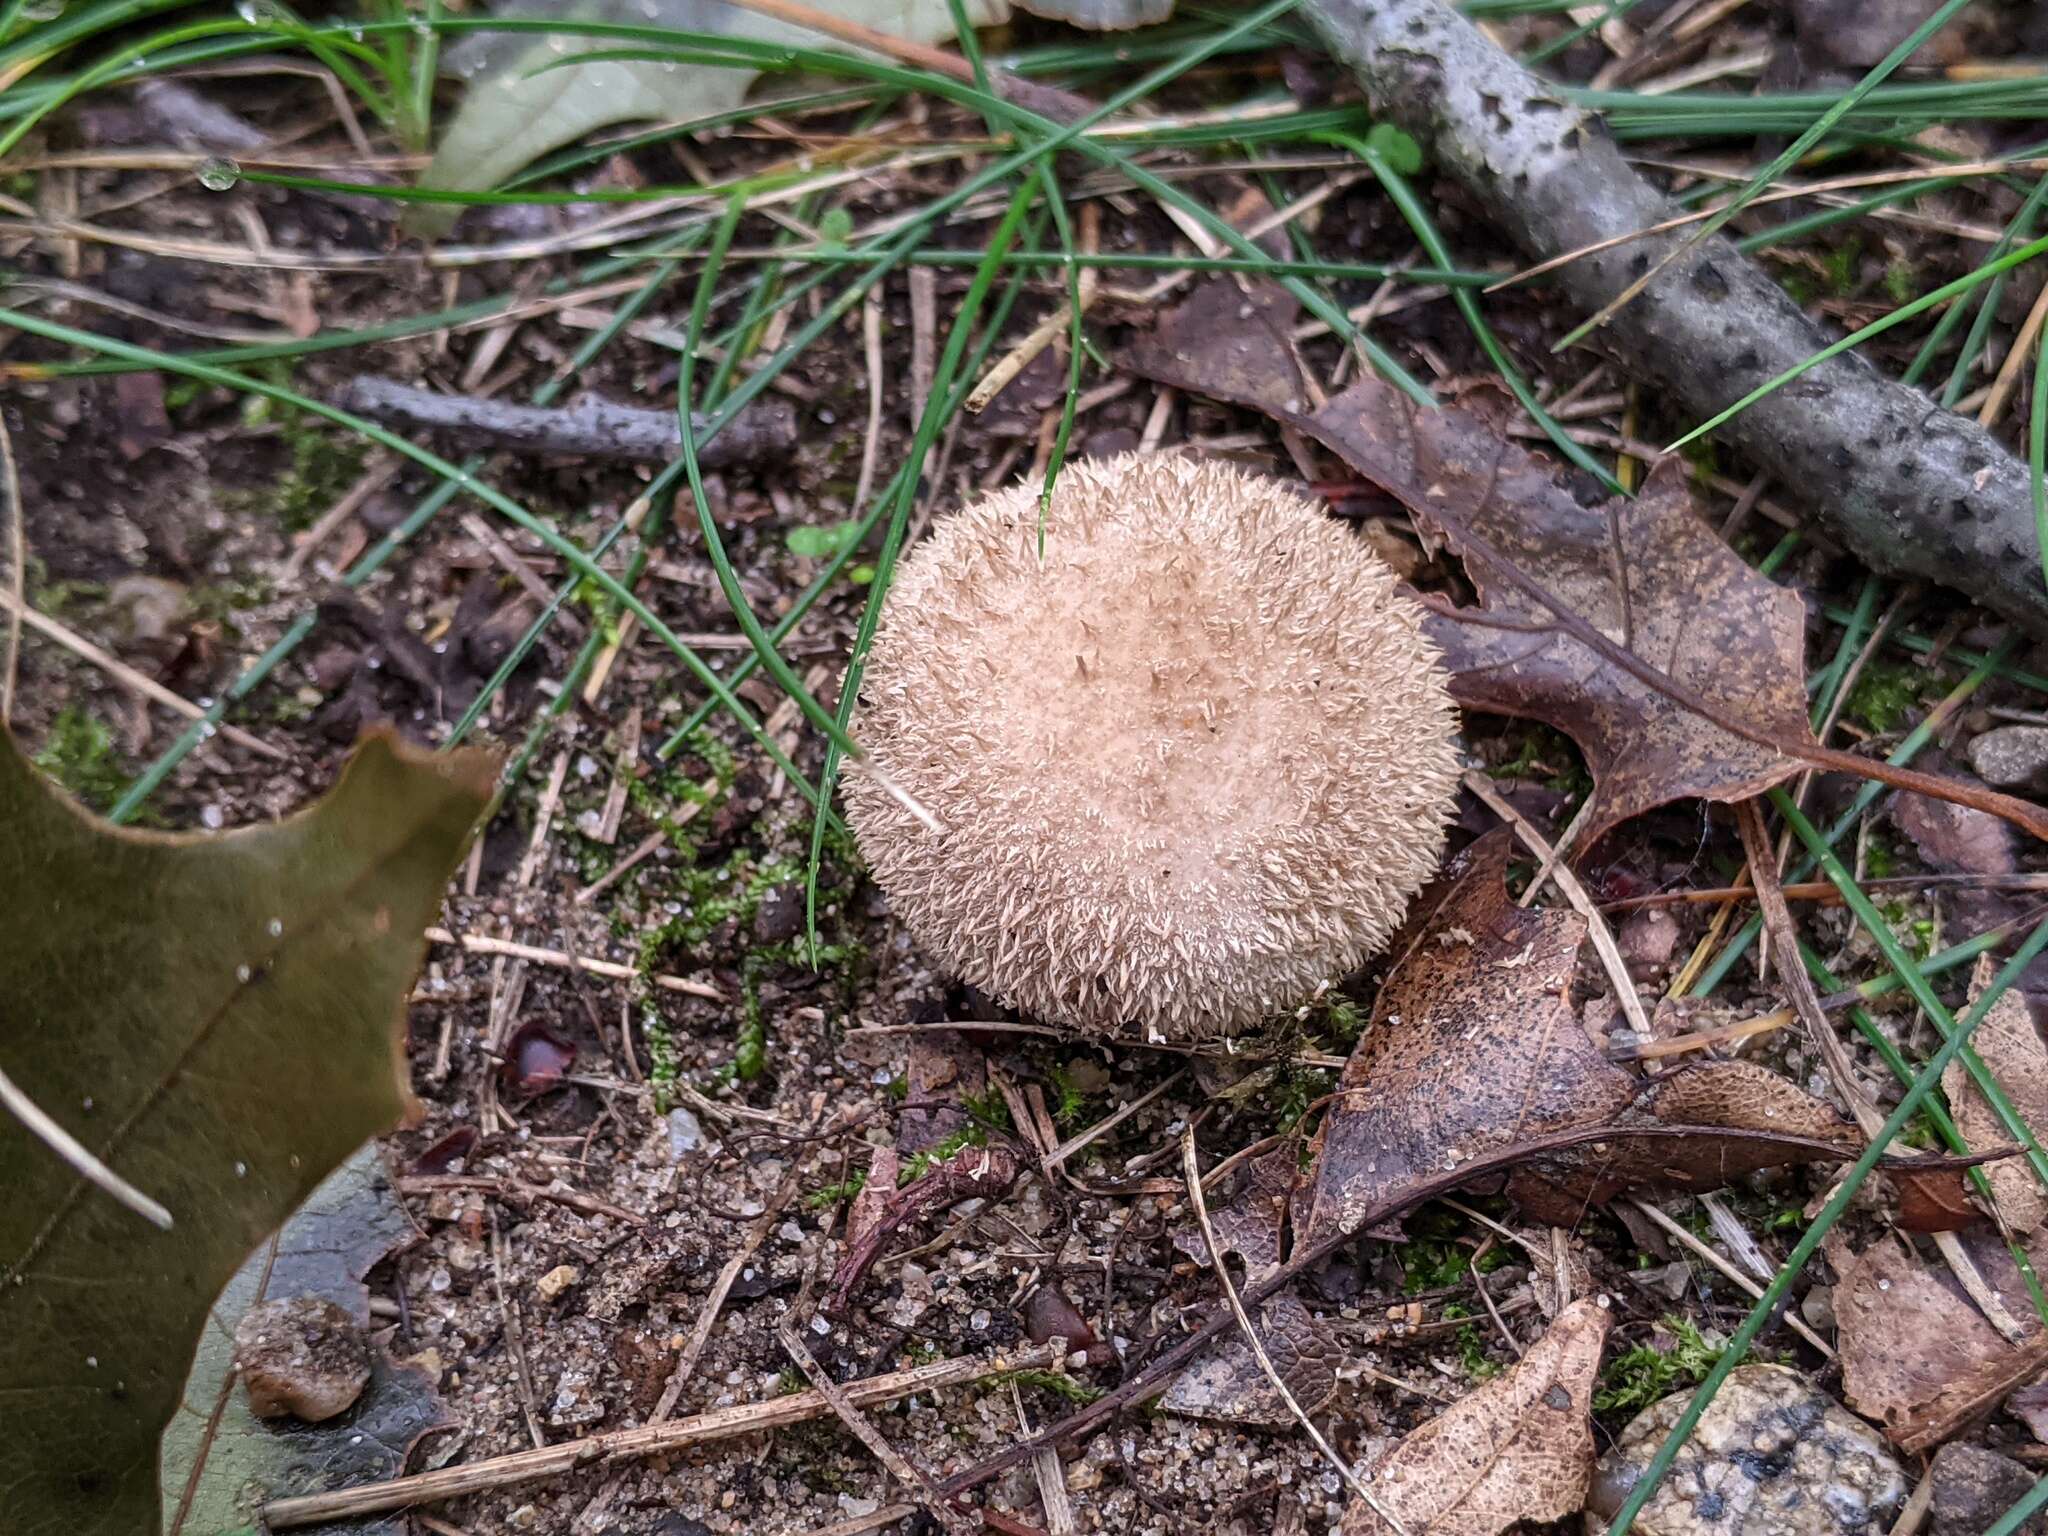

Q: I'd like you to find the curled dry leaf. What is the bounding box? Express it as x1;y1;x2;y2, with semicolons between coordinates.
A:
1123;284;1817;844
1163;1150;1339;1427
1836;1228;2048;1455
1339;1296;1610;1536
499;1019;576;1097
1588;1364;1908;1535
0;727;492;1536
1942;981;2048;1233
1508;1058;1860;1226
1302;831;1857;1241
1891;767;2048;999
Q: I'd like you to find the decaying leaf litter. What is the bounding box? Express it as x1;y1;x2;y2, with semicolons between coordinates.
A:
13;0;2048;1532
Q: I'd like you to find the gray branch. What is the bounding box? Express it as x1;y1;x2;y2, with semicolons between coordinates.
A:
1301;0;2048;636
335;377;798;467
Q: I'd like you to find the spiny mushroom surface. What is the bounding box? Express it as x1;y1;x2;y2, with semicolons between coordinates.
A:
844;452;1460;1038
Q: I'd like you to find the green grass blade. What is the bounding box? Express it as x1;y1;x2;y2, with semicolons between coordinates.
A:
0;308;836;814
1604;908;2048;1536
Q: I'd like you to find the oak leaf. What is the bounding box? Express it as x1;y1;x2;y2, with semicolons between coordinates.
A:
0;727;493;1536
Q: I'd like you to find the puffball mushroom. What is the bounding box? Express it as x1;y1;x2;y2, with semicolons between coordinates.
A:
844;453;1460;1039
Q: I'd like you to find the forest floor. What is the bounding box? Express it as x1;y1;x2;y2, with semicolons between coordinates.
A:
10;2;2048;1534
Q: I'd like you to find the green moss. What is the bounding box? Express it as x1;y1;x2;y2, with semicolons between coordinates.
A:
1822;235;1862;297
805;1173;868;1209
641;1000;680;1114
187;576;271;626
1594;1316;1721;1415
1047;1064;1093;1128
1878;898;1934;959
1441;1307;1502;1381
1491;725;1591;802
1320;994;1368;1048
1397;1207;1508;1294
897;1091;1011;1183
35;707;129;812
1845;659;1931;734
998;1368;1103;1404
1268;1062;1331;1135
733;979;768;1082
784;520;862;560
30;569;107;619
636;850;796;965
1884;259;1917;305
230;364;367;532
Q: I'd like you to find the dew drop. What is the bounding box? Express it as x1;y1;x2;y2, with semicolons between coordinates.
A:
235;964;253;983
267;918;283;938
197;157;240;192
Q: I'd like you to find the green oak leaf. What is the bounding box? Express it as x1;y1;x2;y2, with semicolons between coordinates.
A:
0;726;494;1536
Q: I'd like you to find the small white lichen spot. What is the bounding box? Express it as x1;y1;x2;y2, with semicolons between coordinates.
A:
844;453;1460;1039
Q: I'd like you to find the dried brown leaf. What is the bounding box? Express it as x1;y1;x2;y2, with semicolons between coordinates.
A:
1309;390;1816;845
825;1143;1020;1314
1510;1060;1860;1223
1943;985;2048;1233
1;727;492;1536
1339;1296;1610;1536
1303;829;1623;1239
1123;293;1817;844
1303;831;1855;1238
1122;277;1312;420
1160;1289;1339;1427
1164;1151;1337;1426
1837;1231;2048;1453
1894;766;2048;997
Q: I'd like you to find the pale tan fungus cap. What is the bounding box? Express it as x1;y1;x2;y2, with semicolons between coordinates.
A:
843;452;1461;1039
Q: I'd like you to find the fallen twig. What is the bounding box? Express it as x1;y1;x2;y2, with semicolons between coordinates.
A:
781;1324;972;1534
1464;769;1651;1038
1;411;21;725
1737;799;1883;1136
335;376;798;466
1626;1197;1833;1358
0;1062;172;1230
1180;1128;1403;1532
1299;0;2048;637
422;925;722;1001
827;1142;1022;1314
258;1341;1062;1528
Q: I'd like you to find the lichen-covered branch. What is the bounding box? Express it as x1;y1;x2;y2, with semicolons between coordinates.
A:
1300;0;2048;637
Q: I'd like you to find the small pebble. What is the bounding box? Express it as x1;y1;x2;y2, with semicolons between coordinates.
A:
666;1107;706;1157
536;1264;581;1302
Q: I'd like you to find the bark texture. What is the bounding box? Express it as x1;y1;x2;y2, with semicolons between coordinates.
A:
334;377;797;467
1302;0;2048;636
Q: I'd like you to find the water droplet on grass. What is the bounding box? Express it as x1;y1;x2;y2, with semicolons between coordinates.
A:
197;157;240;191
